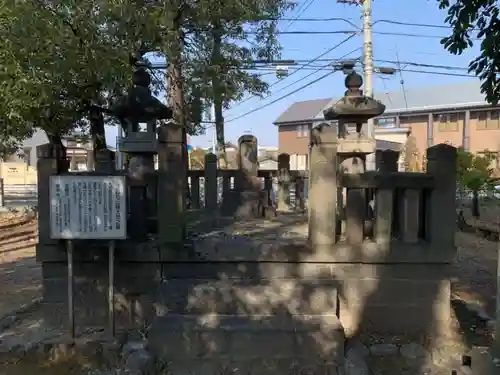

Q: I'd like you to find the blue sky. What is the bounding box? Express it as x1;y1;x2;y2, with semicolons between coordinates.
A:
106;0;481;149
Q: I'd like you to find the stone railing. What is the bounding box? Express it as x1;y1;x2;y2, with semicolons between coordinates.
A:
187;164;308;212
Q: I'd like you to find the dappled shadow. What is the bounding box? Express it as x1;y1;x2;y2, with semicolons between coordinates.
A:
0;218;40;318
147;213;346;373
0;256;41;317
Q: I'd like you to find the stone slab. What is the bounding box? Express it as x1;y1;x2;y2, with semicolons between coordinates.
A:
337;139;376;154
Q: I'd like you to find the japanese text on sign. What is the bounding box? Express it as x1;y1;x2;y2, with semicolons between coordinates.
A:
49;176;127;239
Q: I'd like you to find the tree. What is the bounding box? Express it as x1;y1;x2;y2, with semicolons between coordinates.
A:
186;0;295;168
402;130;421;172
456;147;498;217
189;148;208;170
0;0;141;158
438;0;500;104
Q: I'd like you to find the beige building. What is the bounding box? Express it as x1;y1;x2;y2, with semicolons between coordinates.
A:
274;80;498;169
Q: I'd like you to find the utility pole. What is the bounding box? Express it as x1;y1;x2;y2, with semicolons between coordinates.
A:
362;0;375;170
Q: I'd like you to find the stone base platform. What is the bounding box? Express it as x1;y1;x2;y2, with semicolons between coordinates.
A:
148;315;345;375
37;214;454;355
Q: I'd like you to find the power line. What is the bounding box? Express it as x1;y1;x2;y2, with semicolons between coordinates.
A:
373;59;468;71
227;33;358;110
225;47;362;116
373;19;457;29
222;69;477;123
247;66;477;78
263;30;478;40
400;69;476;78
217;17;457;31
266;17;469;31
282;0;317;31
237;60;469;73
225;71;335;123
394;47;408;109
196;67;478;126
242;58;469;72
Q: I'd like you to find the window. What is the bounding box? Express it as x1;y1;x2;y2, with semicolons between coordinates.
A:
375;117;397;128
476;111;487;130
488;110;500;130
296;124;309;138
297;154;308;170
476;110;500;130
436;113;459;132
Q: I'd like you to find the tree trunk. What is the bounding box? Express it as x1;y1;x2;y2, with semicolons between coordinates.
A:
211;24;227;169
472;190;480;218
46;133;67;159
89;106;107;161
166;12;189;211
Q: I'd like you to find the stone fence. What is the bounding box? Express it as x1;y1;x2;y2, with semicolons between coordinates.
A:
35;124;458;374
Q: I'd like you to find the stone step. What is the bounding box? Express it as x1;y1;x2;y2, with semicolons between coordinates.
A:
153;277;339;316
148;314;345;375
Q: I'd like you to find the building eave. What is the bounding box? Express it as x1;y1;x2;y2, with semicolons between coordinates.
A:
274;119;314;126
383;101;495;116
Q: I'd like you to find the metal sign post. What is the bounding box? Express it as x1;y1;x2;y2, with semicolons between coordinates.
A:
49;175;127;340
66;239;75;339
108;240;115;337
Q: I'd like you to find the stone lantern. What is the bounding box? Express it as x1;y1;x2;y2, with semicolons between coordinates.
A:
322;71;386;241
111;68;173;240
323;71;385;172
112;68;172;171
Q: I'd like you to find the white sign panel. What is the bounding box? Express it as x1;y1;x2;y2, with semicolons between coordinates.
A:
50;175;127;240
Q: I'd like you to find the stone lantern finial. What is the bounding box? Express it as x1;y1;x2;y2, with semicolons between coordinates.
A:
344;71;363;97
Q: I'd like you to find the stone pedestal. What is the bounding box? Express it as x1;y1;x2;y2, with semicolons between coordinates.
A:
234;191;263;219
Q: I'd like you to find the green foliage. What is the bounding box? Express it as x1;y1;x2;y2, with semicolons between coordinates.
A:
0;0;135;147
456;147;498;191
1;0;294;151
187;0;295;108
438;0;500;104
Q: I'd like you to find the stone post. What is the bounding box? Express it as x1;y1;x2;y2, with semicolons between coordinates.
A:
425;144;457;257
375;150;398;247
237;135;259;191
95;149;116;173
378;150;399;173
128;154;153;241
308;124;338;253
204;153;218;211
235;135;262;218
277;153;291;212
157;122;185;245
190;176;201;209
36;144;68;262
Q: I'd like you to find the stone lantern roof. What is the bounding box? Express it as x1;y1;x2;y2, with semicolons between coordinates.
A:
322;71;386;132
112;68;173;134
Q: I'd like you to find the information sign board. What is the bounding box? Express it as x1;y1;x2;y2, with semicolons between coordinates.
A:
49;175;127;239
